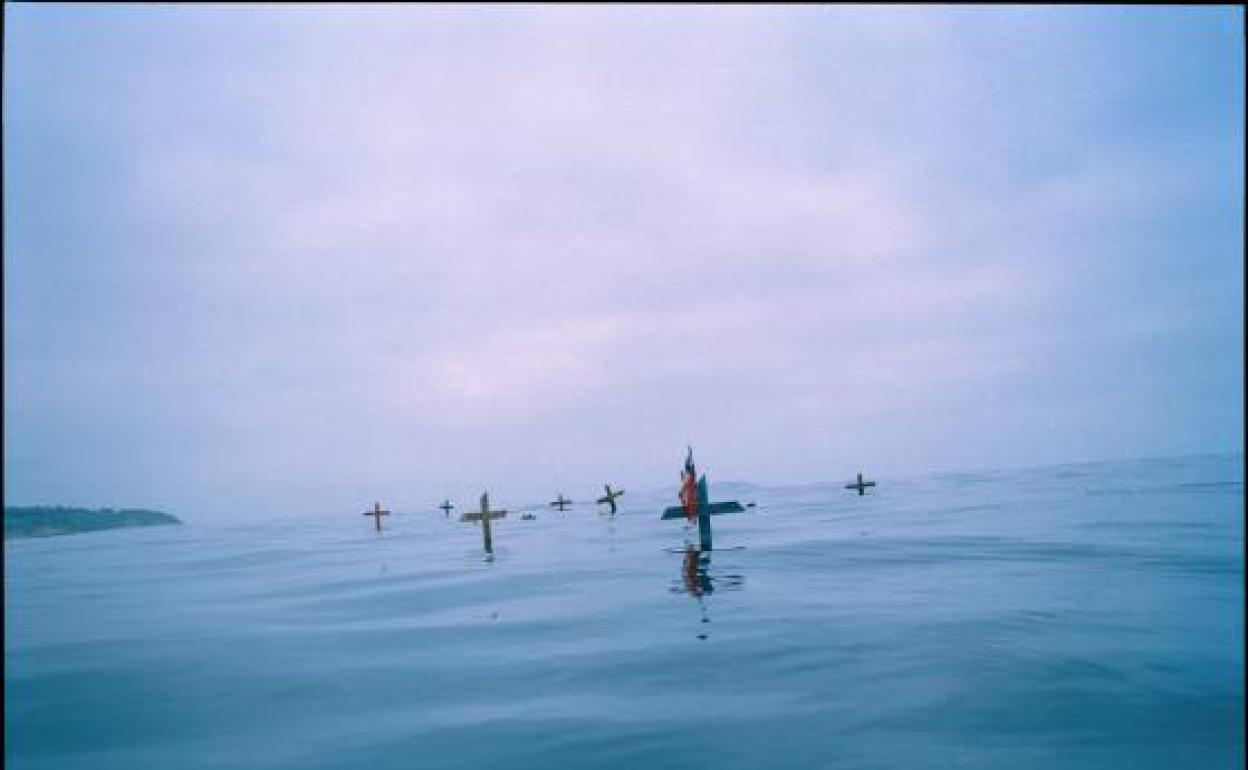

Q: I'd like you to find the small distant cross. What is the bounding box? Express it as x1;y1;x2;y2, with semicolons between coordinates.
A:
362;501;391;531
845;472;876;496
439;500;454;517
460;492;507;554
549;494;572;511
597;484;624;514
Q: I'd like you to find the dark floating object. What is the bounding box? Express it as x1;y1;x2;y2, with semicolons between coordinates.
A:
596;484;624;514
438;500;454;516
549;494;572;511
521;513;537;521
362;501;390;531
661;447;744;551
845;472;876;496
460;492;507;554
746;502;757;508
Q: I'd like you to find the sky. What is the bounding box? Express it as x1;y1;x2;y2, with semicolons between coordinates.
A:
4;5;1243;520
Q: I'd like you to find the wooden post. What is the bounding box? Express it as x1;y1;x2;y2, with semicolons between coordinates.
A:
696;476;713;551
481;493;493;553
439;500;454;517
362;501;390;531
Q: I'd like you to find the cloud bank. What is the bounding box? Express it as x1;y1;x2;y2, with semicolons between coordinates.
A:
5;6;1242;518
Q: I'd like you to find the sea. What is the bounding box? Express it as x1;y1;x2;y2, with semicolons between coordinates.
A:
4;454;1244;769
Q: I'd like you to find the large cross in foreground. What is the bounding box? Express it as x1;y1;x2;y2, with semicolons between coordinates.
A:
549;494;572;512
845;472;876;496
597;484;624;514
362;501;390;531
662;475;743;551
460;492;507;554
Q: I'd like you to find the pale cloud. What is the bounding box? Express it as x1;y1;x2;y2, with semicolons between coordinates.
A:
5;5;1241;516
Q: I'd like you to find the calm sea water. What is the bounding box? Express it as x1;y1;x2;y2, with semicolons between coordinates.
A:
5;455;1244;769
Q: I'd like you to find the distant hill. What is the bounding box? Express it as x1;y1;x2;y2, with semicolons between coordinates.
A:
706;480;761;495
4;506;181;539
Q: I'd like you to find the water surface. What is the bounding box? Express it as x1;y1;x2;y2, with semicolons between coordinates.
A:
5;454;1243;769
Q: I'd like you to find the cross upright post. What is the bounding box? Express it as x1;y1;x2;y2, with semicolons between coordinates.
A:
481;493;493;553
438;500;454;517
695;476;713;551
362;501;390;531
549;494;571;512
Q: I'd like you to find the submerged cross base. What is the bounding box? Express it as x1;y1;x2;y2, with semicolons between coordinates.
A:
661;476;744;551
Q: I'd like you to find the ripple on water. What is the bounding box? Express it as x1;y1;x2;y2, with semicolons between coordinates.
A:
5;455;1243;770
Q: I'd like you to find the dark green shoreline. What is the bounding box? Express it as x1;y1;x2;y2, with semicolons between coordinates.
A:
4;506;181;539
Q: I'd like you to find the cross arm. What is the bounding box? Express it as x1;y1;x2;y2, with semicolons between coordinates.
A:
661;501;744;520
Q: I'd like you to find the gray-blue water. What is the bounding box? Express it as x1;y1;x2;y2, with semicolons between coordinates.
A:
5;454;1244;769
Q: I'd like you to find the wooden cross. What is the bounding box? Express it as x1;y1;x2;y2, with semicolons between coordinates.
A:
662;474;743;551
438;500;454;517
549;494;572;511
362;501;390;531
460;491;507;554
845;472;876;496
596;484;624;514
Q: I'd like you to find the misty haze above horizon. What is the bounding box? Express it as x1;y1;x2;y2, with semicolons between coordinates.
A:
4;6;1243;520
6;451;1240;526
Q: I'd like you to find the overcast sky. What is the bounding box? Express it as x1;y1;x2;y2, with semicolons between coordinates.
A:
4;5;1243;520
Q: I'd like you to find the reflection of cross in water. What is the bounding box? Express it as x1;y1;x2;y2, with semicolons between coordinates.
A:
362;501;390;531
682;547;713;637
549;494;572;511
845;472;876;496
438;500;454;517
460;492;507;554
597;484;624;514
